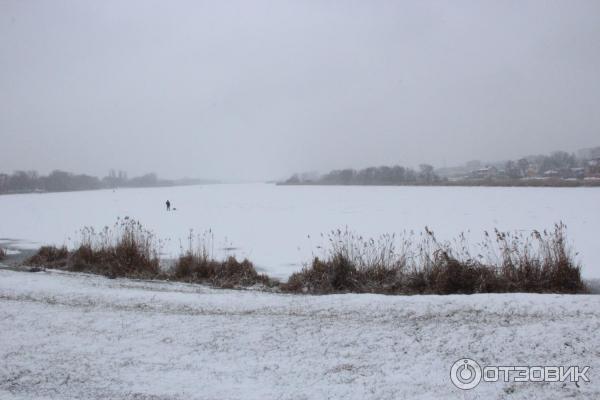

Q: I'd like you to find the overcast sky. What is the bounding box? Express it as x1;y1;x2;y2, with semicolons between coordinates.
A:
1;0;599;180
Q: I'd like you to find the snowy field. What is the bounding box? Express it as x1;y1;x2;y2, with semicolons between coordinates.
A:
0;268;597;399
0;183;599;279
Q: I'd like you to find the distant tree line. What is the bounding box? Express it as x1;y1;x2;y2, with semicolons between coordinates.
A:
0;169;206;194
282;146;600;187
471;149;599;180
284;164;442;185
503;151;580;179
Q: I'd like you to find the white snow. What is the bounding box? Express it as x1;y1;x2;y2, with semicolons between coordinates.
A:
0;183;599;279
1;249;20;255
0;268;598;399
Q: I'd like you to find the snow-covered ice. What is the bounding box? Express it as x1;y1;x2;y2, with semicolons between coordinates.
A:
0;183;599;279
0;268;598;399
1;249;20;256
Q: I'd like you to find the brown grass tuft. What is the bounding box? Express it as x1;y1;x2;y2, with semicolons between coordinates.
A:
172;254;272;288
171;230;275;288
26;245;69;268
25;218;160;278
282;224;585;295
23;220;584;295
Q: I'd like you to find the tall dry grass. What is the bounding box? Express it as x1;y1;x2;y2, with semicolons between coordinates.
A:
282;223;585;294
170;230;275;288
26;217;160;278
24;220;585;294
25;221;274;288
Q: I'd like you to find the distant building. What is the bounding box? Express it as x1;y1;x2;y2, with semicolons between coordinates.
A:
526;164;538;177
543;170;560;178
585;157;600;177
588;158;600;167
471;166;498;179
570;168;585;179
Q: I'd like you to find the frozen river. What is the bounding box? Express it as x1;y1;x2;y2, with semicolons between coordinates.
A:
1;183;599;279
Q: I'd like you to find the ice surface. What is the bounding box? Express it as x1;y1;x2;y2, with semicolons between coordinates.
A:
0;269;598;399
0;183;599;279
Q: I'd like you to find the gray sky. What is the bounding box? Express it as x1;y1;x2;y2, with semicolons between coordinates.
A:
1;0;599;181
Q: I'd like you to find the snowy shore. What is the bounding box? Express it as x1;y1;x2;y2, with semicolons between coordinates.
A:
0;268;598;399
1;183;600;280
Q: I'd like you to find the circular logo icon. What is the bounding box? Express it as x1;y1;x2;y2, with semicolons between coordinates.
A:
450;358;482;390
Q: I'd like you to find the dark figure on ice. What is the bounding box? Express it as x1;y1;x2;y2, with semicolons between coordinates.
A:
166;200;171;211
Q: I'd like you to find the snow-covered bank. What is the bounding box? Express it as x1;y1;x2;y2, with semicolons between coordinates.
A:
1;183;599;279
0;269;598;399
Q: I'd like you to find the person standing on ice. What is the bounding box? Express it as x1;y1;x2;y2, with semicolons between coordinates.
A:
166;200;171;211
